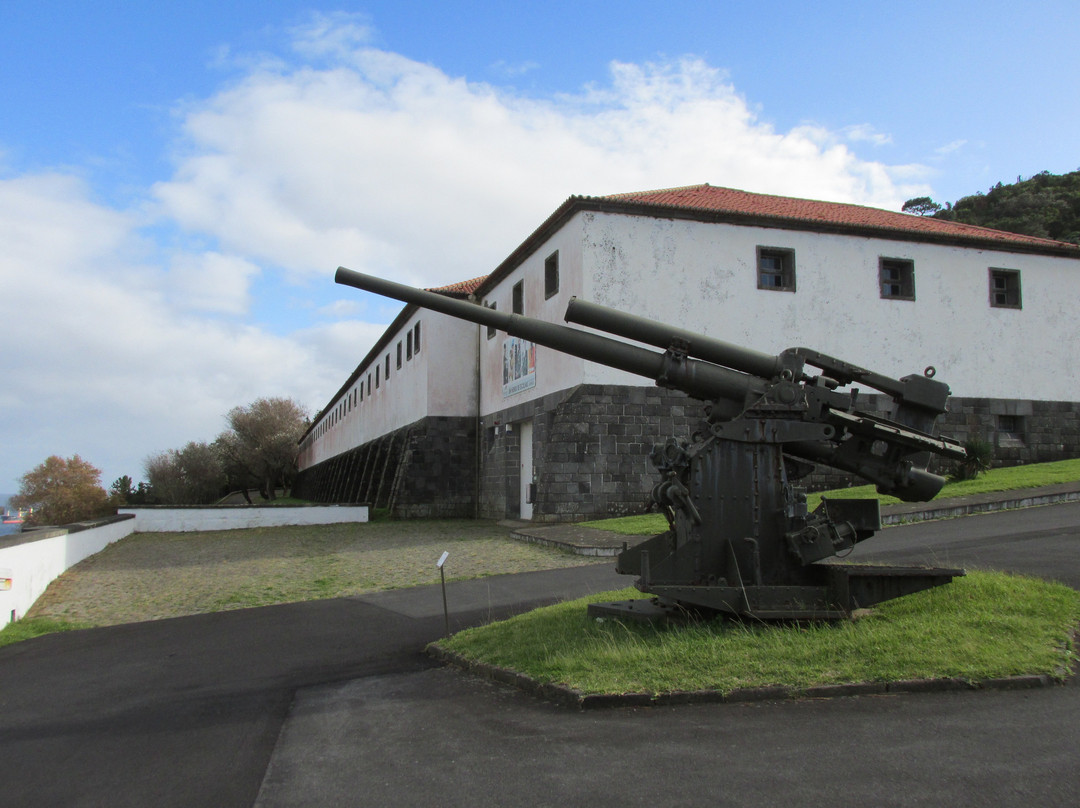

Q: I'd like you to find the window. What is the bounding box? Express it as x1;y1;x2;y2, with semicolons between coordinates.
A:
757;247;796;291
413;322;421;353
486;301;497;340
512;280;524;314
880;258;915;300
544;250;559;299
406;330;413;360
396;341;402;369
997;414;1023;434
375;366;380;389
990;268;1021;308
367;374;371;396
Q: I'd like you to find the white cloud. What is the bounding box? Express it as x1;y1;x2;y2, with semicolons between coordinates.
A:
936;139;968;156
489;59;541;79
842;124;893;147
0;172;372;489
2;16;941;489
168;251;261;314
153;42;931;291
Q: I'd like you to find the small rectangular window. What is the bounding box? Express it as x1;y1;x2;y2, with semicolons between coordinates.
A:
396;341;402;369
486;301;497;340
997;414;1023;434
512;280;524;314
756;247;796;292
406;330;413;360
367;374;371;396
413;322;421;353
385;355;391;379
375;366;380;389
544;250;559;299
989;268;1021;308
880;258;915;300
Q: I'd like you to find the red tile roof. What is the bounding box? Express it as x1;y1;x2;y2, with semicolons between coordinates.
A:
601;183;1079;252
426;275;487;296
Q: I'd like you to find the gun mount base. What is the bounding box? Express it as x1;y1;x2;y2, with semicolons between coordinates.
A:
587;563;964;623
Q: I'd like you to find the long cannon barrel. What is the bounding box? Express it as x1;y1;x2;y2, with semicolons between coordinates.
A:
335;267;764;403
565;297;791;381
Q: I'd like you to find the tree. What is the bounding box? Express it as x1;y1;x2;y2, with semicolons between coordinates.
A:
110;475;135;504
111;476;155;505
930;170;1080;244
217;397;309;500
901;196;942;216
11;455;113;526
144;442;226;505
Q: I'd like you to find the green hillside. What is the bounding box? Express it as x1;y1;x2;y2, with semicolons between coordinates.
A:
903;170;1080;244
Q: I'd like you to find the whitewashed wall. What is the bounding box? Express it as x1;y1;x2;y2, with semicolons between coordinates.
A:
303;310;478;467
479;220;587;416
120;505;369;532
0;516;135;627
577;211;1080;400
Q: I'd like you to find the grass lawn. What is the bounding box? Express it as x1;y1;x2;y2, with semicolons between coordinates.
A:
1;519;604;638
0;618;87;650
433;572;1080;696
581;457;1080;536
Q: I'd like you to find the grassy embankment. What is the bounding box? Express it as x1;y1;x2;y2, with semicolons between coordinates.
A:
435;458;1080;694
0;517;603;648
579;456;1080;536
435;572;1080;695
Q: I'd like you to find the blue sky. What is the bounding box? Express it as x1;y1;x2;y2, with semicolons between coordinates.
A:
1;1;1077;492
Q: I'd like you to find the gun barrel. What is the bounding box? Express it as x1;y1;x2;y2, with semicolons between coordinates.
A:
565;297;789;380
335;267;761;402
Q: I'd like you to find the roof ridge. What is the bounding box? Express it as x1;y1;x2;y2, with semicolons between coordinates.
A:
603;182;712;200
593;183;1079;252
425;274;488;295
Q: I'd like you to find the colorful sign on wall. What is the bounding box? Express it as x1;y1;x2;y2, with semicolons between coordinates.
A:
502;337;536;397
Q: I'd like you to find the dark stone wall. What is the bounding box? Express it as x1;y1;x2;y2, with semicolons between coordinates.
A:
480;385;707;522
481;386;1080;520
299;387;1080;522
293;416;476;518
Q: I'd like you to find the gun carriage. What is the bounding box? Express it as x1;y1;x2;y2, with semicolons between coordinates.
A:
336;266;966;621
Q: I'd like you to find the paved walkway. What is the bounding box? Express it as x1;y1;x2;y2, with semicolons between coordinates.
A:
2;497;1079;807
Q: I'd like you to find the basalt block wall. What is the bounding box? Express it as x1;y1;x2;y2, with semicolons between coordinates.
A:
483;386;1080;521
293;416;477;518
303;388;1080;522
479;385;708;522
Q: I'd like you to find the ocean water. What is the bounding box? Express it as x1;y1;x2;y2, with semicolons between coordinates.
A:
1;494;22;536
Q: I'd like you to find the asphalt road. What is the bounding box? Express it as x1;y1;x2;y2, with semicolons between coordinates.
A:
2;504;1078;807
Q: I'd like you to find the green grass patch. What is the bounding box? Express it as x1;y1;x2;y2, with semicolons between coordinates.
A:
433;572;1080;695
581;457;1080;536
0;617;89;649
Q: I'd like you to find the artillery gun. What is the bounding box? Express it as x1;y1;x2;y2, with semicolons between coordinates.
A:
336;267;966;620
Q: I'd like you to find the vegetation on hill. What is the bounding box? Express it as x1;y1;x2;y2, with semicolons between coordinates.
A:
10;455;116;527
903;170;1080;244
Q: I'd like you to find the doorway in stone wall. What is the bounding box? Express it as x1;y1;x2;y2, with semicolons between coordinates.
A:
519;419;534;520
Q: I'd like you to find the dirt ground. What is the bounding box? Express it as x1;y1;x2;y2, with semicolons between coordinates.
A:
28;519;605;627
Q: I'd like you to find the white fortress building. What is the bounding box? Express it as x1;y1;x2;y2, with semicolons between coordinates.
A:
294;184;1080;521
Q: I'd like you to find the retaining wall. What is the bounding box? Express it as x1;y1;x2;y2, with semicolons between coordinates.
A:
0;515;135;628
119;505;369;532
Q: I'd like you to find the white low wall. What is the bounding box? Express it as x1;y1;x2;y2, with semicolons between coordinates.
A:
119;504;369;532
0;516;135;628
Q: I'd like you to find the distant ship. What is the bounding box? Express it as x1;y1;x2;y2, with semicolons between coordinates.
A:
3;507;27;525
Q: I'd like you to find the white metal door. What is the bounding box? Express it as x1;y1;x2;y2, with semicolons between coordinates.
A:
519;420;534;520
